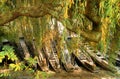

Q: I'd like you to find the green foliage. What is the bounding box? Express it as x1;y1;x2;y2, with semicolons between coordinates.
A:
35;71;51;79
0;45;18;63
9;56;37;72
0;45;37;78
0;70;10;78
9;62;26;71
0;52;5;63
118;37;120;48
66;37;80;52
25;56;37;67
0;22;20;42
99;0;120;53
0;0;9;12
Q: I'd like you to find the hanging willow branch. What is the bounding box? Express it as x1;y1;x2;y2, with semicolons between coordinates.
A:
0;2;101;42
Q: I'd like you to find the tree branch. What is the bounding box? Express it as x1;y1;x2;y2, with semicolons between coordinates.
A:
0;4;59;26
80;30;101;42
66;26;101;42
0;3;101;42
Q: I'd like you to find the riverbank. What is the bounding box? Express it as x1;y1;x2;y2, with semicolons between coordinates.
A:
48;67;120;79
0;67;120;79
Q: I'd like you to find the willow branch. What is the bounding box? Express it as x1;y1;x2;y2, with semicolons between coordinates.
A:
80;30;101;42
0;4;60;26
66;26;101;42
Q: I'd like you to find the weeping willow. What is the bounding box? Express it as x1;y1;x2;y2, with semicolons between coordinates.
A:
99;0;119;53
0;0;120;65
97;0;120;64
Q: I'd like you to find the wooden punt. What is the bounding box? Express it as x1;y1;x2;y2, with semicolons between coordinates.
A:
73;48;96;72
60;48;74;72
42;44;61;72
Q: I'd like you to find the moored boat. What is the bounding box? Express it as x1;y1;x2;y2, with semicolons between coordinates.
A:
73;49;96;72
42;44;61;72
60;46;74;72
